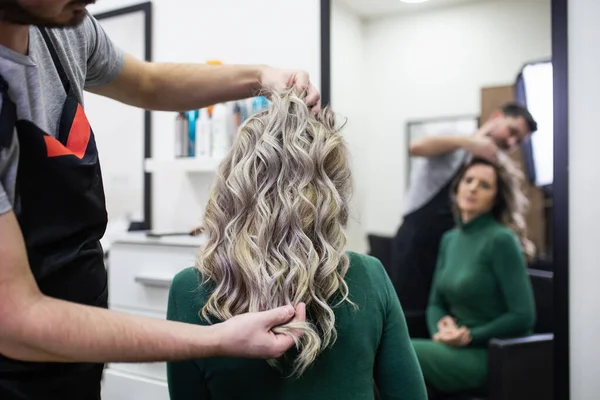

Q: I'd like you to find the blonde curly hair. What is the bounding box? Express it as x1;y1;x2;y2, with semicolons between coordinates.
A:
196;88;354;377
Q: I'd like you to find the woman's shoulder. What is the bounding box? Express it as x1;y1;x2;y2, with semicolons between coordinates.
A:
168;267;211;324
345;251;391;286
346;250;384;270
171;266;203;291
487;221;521;245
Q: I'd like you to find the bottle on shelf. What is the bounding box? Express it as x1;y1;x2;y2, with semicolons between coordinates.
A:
195;108;212;158
252;96;269;114
233;102;242;129
226;102;239;143
211;103;230;160
186;110;199;157
174;112;189;158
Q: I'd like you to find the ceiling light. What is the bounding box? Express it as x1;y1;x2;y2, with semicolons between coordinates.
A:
400;0;430;3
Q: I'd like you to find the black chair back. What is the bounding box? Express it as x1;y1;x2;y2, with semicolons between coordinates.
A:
527;268;554;334
367;234;393;273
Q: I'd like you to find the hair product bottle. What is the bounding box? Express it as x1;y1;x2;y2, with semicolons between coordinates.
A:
233;102;242;129
252;96;269;114
211;103;230;160
174;112;189;158
186;110;199;157
195;108;212;158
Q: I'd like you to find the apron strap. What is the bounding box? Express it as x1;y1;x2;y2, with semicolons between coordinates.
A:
38;29;70;94
0;75;17;148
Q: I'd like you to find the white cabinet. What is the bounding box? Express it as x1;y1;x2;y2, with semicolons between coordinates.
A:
102;369;169;400
101;233;205;400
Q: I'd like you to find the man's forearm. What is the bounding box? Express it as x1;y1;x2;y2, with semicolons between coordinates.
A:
1;294;218;363
143;62;265;111
408;135;472;158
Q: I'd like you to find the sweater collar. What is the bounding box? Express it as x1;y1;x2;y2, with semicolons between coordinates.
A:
458;212;495;231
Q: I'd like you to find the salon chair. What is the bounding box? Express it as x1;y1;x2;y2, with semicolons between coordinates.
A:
528;255;553;272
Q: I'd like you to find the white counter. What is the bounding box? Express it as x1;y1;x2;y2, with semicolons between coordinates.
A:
109;231;207;247
101;232;205;400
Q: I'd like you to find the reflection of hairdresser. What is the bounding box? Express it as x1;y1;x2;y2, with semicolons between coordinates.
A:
411;158;536;396
389;103;537;336
165;90;428;400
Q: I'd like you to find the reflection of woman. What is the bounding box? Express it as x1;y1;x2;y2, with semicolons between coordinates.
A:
166;89;427;400
411;157;536;395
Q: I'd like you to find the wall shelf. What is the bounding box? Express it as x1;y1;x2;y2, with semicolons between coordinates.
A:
144;158;222;173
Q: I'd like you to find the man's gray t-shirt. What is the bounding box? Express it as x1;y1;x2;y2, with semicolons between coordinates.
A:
402;149;469;216
0;13;125;215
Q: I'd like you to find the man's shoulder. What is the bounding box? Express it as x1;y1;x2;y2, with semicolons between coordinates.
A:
44;13;96;42
30;16;96;87
39;16;92;52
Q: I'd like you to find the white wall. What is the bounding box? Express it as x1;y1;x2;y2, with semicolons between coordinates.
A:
360;1;551;235
331;1;368;253
568;0;600;398
87;0;322;232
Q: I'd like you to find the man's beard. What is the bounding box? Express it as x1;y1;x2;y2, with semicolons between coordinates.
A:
0;1;95;28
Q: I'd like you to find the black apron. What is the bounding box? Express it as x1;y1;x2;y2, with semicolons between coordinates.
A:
0;29;108;399
389;171;460;338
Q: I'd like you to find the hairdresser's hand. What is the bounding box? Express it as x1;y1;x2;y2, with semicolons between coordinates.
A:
476;117;503;138
464;136;499;163
259;66;321;113
212;303;306;359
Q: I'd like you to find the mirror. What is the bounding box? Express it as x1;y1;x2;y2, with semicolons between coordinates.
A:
329;0;565;398
85;3;153;252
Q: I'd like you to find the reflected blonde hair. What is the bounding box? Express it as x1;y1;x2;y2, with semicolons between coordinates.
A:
196;88;354;377
451;155;536;259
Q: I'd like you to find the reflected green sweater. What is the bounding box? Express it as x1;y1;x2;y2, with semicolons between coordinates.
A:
426;213;536;343
166;252;427;400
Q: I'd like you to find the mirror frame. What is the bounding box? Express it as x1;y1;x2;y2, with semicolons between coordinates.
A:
321;0;331;107
320;0;570;397
94;2;153;231
551;0;569;397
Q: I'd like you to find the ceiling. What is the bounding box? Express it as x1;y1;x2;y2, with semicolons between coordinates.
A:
335;0;548;19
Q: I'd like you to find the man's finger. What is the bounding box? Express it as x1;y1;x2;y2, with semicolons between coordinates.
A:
262;305;295;329
294;302;306;323
304;84;320;107
270;332;296;358
268;303;306;358
311;99;322;115
292;71;310;93
282;303;308;340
